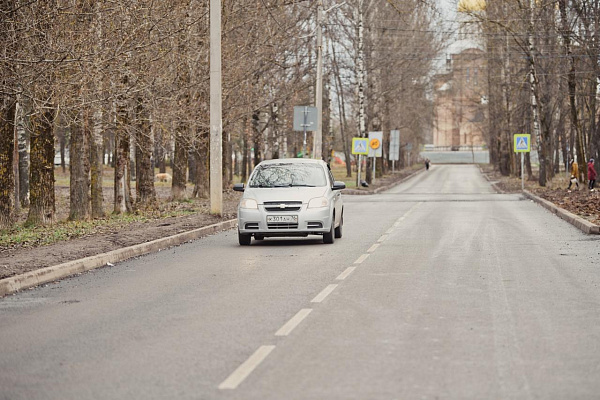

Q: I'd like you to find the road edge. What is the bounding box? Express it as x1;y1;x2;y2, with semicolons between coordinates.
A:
523;190;600;235
0;219;237;297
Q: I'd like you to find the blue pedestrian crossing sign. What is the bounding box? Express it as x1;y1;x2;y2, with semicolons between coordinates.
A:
514;134;531;153
352;137;369;155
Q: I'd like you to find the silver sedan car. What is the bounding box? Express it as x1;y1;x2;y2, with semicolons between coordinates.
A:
233;158;345;245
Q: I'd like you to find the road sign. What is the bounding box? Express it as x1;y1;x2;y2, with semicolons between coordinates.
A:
389;130;400;161
293;106;318;131
368;131;383;157
352;137;369;155
514;134;531;153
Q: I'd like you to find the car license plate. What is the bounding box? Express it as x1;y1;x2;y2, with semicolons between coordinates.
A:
267;215;298;223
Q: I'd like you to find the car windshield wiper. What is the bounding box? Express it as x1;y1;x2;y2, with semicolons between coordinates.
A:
290;184;316;187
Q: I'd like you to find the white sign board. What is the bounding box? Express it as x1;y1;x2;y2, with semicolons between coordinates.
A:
368;131;383;158
389;130;400;161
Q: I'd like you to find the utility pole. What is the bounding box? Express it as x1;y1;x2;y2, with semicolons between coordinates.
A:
313;1;345;160
313;0;324;160
210;0;223;214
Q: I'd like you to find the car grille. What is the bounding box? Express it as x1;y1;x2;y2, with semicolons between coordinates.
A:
268;222;299;229
264;201;302;212
307;222;323;229
245;223;259;229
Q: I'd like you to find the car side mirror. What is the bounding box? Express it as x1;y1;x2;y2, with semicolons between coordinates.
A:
332;181;346;191
233;183;245;192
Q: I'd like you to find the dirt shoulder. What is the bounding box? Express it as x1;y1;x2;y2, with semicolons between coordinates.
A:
480;165;600;226
0;189;240;280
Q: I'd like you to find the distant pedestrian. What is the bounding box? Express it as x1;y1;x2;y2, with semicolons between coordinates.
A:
588;158;596;191
425;158;430;170
567;159;579;191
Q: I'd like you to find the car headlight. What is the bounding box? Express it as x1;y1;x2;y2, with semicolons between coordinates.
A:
240;198;258;209
308;197;329;208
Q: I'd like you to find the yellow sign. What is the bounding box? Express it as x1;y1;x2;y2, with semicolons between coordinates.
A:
352;137;369;155
514;134;531;153
370;138;380;150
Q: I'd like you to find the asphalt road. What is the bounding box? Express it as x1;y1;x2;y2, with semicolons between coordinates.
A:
1;164;599;400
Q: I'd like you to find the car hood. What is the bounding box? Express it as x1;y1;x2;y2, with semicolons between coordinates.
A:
243;187;329;204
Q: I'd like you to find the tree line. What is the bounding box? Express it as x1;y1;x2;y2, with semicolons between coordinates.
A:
463;0;600;185
1;0;443;229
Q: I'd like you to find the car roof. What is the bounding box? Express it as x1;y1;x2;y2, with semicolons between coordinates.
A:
257;158;326;166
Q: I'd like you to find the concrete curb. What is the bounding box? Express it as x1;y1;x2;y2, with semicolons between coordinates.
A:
478;166;504;194
523;190;600;235
342;168;425;196
0;219;238;297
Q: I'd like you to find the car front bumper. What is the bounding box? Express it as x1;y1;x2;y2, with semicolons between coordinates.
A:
238;205;333;237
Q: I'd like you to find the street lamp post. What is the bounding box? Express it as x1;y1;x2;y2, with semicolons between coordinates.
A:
210;0;223;215
313;0;324;160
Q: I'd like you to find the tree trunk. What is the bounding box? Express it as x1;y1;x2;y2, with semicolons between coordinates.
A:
114;100;132;214
135;97;157;208
224;130;233;188
332;45;352;177
69;114;91;220
155;127;166;173
252;110;262;165
16;100;29;207
355;0;366;186
242;119;249;183
528;0;546;186
90;108;105;218
192;128;209;198
0;99;16;228
172;128;188;200
26;105;56;226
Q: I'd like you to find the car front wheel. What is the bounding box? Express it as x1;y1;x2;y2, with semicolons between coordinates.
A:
323;217;335;244
238;231;251;246
334;212;343;239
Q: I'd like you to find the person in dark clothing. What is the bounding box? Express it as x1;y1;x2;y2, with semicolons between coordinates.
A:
588;158;597;191
425;158;430;170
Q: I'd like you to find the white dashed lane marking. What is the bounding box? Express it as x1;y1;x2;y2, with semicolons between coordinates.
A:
311;284;338;303
336;267;356;280
367;244;380;253
354;254;370;264
218;345;276;390
275;309;313;336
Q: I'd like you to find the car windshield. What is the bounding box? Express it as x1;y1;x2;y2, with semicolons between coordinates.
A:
248;163;327;188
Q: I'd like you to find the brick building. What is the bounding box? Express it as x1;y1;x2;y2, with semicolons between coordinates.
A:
433;48;488;149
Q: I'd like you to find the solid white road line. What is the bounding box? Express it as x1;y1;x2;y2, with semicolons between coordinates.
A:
377;234;388;243
275;309;313;336
386;228;394;234
354;254;370;264
336;266;356;280
218;345;276;390
367;243;380;253
311;284;338;303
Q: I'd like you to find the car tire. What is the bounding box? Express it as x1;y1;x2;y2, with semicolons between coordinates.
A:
254;234;264;241
323;218;335;244
334;212;343;239
238;231;252;246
